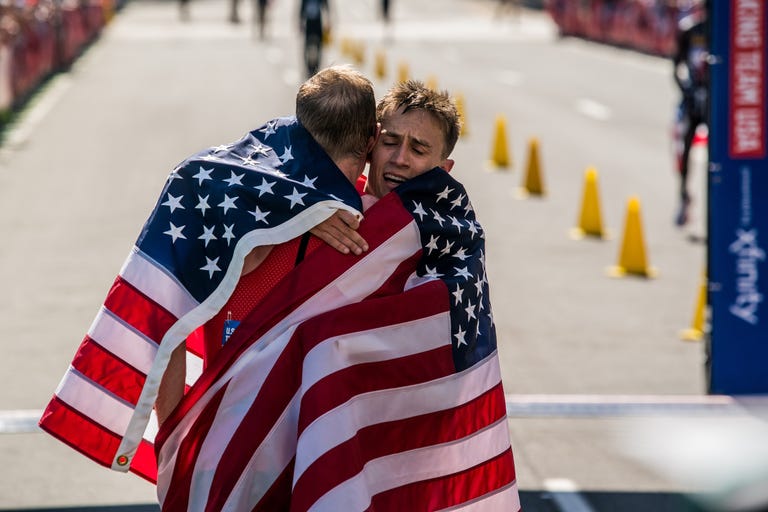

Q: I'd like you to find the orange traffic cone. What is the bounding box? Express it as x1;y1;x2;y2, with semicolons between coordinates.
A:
607;196;658;278
570;167;608;239
516;137;545;198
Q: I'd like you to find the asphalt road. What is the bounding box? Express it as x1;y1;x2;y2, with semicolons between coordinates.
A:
0;0;752;510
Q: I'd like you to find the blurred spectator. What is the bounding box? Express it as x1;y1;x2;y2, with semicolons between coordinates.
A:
545;0;683;58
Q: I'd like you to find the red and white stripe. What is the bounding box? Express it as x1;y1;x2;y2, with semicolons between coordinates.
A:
38;201;354;481
155;194;519;511
39;246;204;481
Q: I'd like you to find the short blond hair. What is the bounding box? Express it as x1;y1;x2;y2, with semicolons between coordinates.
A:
296;66;377;161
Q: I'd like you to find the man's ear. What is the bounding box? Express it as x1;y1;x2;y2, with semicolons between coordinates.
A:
441;159;455;173
365;123;382;160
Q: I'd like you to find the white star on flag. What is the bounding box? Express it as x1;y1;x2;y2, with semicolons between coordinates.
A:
200;256;221;279
301;175;318;189
284;187;307;209
454;326;467;347
452;283;464;306
450;193;465;210
164;222;186;243
440;240;454;257
425;235;439;255
222;224;236;245
278;146;293;164
251;206;270;224
240;155;257;166
449;216;464;230
259;120;277;138
431;209;446;227
192;167;214;186
412;201;428;221
195;195;211;216
453;247;469;261
198;225;217;247
454;266;473;280
168;169;183;182
465;301;477;320
436;185;453;202
254;178;276;197
250;143;271;157
223;171;244;187
474;276;484;295
211;144;231;153
467;221;478;238
218;194;238;214
423;266;444;279
162;193;184;213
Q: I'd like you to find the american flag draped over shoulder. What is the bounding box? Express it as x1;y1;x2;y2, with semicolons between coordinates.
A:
155;168;520;511
38;116;364;482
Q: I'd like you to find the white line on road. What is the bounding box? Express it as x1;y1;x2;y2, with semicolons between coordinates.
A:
575;98;612;121
504;393;765;417
4;395;760;434
0;410;41;434
544;478;597;512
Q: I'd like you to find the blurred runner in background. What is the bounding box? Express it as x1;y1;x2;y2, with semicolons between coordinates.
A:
300;0;329;78
254;0;269;39
380;0;391;23
672;1;708;227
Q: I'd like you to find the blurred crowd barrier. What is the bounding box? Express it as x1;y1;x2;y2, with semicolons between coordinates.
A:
545;0;700;58
0;0;123;124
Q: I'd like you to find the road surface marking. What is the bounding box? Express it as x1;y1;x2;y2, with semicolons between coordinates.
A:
544;478;597;512
0;410;41;434
575;98;612;121
504;394;760;417
4;395;761;434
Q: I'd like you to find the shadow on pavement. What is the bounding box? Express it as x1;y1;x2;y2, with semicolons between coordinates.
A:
520;489;712;512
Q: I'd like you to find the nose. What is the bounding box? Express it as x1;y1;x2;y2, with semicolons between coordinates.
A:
392;143;409;168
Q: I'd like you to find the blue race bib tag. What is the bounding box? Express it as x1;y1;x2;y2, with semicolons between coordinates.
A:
222;318;241;346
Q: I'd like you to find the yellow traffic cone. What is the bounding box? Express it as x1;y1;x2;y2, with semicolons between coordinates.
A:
340;37;352;57
374;49;387;80
680;273;707;341
397;61;409;83
570;167;608;239
516;137;545;198
454;93;468;137
488;115;511;170
607;196;658;278
352;40;365;66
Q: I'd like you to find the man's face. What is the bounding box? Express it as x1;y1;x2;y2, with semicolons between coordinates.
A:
365;107;454;198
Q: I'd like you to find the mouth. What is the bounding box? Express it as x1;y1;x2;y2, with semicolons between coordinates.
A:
383;173;407;186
